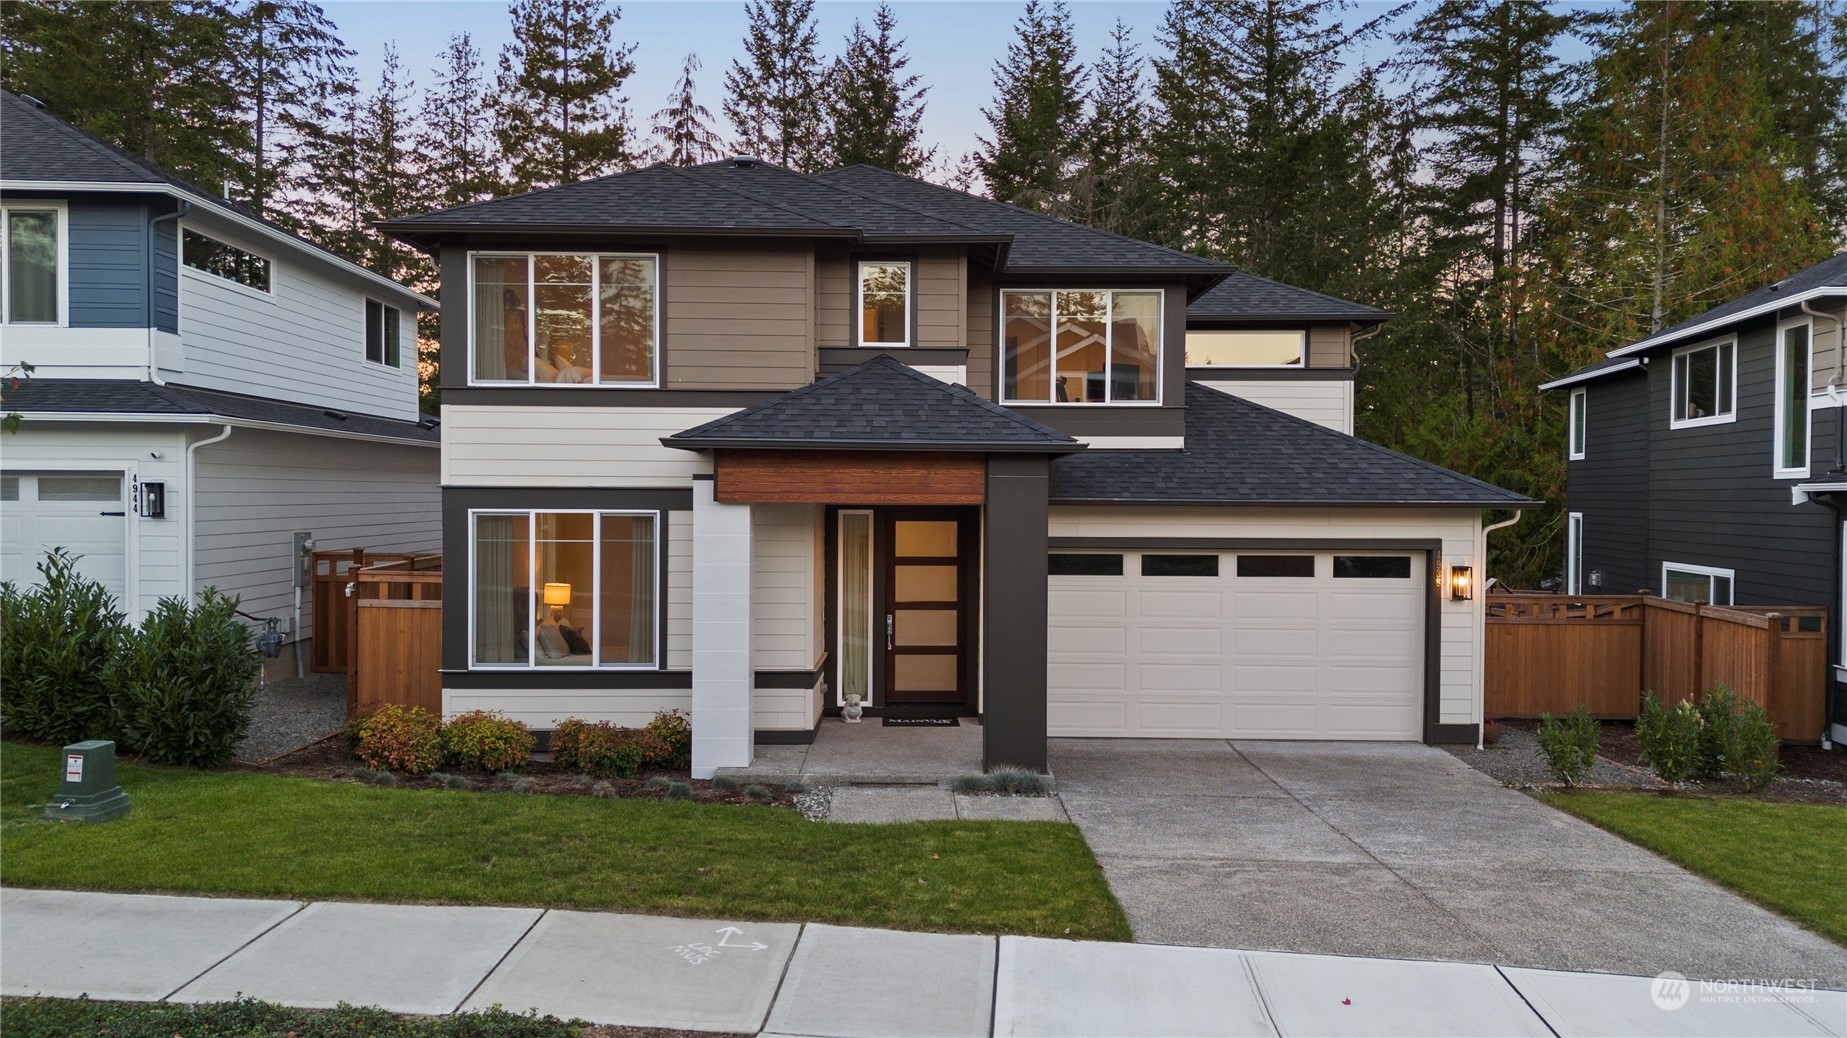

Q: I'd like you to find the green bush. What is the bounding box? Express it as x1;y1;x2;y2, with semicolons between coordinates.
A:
639;708;692;769
1637;692;1705;784
711;774;741;791
550;717;644;778
665;780;694;800
0;549;126;744
1723;701;1781;792
442;710;535;772
1535;705;1600;787
352;704;443;775
1695;684;1739;779
105;589;261;768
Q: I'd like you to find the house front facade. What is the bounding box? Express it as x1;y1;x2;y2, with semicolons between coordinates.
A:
384;158;1532;776
1542;251;1847;745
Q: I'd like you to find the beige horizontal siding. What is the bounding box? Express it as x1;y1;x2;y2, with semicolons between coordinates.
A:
440;405;729;487
967;272;994;399
443;688;690;730
668;510;692;670
1197;380;1353;433
665;245;811;390
1308;324;1351;368
814;245;967;349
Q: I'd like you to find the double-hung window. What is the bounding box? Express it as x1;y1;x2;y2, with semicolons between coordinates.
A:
1670;338;1735;428
2;203;64;324
1662;562;1733;606
182;227;271;293
471;253;658;385
857;261;910;347
470;510;659;669
1775;319;1811;477
1568;388;1587;460
365;299;401;368
1002;289;1162;404
1184;329;1304;368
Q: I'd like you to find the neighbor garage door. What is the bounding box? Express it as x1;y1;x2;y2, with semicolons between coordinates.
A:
1047;550;1424;739
0;471;128;600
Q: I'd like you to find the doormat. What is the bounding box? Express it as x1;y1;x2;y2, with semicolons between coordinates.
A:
883;716;959;727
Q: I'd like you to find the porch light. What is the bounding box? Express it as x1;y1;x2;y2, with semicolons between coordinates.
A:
1449;565;1474;601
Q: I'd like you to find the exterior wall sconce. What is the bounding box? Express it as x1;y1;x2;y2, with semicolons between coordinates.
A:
1449;565;1474;601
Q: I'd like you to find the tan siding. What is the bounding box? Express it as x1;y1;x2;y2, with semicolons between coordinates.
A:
814;245;966;349
967;271;994;399
1198;380;1353;433
441;405;730;487
1308;324;1352;368
665;245;811;389
816;245;851;347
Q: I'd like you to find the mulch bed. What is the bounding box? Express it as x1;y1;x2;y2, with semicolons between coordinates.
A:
247;737;800;809
1500;717;1847;805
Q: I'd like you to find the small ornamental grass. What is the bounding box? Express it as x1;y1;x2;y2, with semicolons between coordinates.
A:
441;710;534;773
352;705;443;776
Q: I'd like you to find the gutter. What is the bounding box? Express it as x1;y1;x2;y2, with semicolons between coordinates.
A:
660;437;1084;454
1607;285;1847;358
1538;359;1643;391
183;424;233;603
146;200;189;385
1478;509;1525;750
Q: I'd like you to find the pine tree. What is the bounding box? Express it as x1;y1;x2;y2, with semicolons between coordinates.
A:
649;53;724;166
493;0;638;192
822;3;933;174
1064;20;1157;237
723;0;828;170
417;33;501;208
976;0;1088;209
231;0;356;218
353;45;428;283
1148;0;1237;251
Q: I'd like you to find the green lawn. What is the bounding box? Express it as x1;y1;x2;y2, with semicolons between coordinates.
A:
0;997;587;1038
1544;791;1847;946
0;740;1129;941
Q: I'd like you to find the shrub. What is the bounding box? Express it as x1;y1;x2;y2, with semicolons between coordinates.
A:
1695;684;1739;779
591;779;615;799
1723;702;1781;792
550;717;644;778
1637;695;1704;784
107;589;261;768
498;772;535;794
644;775;672;790
710;774;741;791
343;704;381;755
745;783;773;799
352;704;443;775
784;779;808;794
442;710;535;773
988;768;1052;796
1535;705;1600;787
0;549;127;743
666;780;693;800
639;709;692;769
351;766;398;788
430;772;472;790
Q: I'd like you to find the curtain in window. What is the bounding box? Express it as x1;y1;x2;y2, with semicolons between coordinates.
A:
474;256;526;381
840;512;872;703
474;514;524;664
597;515;655;665
7;211;57;323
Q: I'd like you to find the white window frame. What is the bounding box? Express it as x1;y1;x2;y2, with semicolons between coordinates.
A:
1774;316;1812;479
836;509;875;706
1662;561;1735;606
178;222;274;298
999;287;1165;406
1668;336;1737;429
855;260;912;348
1183;329;1307;369
1566;512;1585;594
0;200;69;326
465;251;662;388
466;508;662;670
1568;388;1587;460
365;298;402;368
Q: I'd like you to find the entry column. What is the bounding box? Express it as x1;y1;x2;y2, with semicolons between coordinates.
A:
983;455;1049;772
691;476;753;778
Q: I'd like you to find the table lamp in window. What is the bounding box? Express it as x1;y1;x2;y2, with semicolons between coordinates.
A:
542;582;572;623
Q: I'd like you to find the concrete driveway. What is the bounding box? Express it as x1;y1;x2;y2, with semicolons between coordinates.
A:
1050;739;1847;987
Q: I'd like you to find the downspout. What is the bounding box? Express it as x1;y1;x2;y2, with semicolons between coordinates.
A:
1478;509;1525;750
1800;300;1843;749
184;424;233;603
1348;323;1382;432
146;201;189;386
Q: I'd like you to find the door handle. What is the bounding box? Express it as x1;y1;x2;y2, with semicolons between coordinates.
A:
886;614;894;651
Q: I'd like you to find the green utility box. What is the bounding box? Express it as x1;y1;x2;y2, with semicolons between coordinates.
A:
45;740;131;823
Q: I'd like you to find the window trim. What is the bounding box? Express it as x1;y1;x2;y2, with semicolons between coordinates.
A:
1774;316;1812;479
365;298;403;368
999;287;1165;406
0;200;69;326
1183;328;1307;369
465;250;662;389
466;508;663;671
854;259;913;349
1661;561;1734;606
1668;335;1738;429
1565;512;1585;595
1567;387;1587;460
178;222;274;298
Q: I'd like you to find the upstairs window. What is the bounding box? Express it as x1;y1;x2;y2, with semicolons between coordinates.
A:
1568;388;1587;460
1003;289;1161;404
1185;329;1305;368
471;253;657;386
1670;338;1735;428
182;228;271;293
1775;320;1810;477
2;204;62;324
366;299;402;368
857;260;910;347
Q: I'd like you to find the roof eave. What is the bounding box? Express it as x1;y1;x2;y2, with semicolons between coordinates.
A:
1607;285;1847;358
1187;311;1393;325
661;436;1083;454
1538;358;1644;391
1047;495;1540;508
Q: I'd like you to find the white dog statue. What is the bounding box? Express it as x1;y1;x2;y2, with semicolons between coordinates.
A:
842;693;864;723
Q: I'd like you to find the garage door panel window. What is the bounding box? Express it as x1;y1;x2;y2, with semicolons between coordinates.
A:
1332;556;1412;579
36;476;121;501
1237;555;1315;578
1142;554;1219;577
1049;553;1123;576
0;477;15;501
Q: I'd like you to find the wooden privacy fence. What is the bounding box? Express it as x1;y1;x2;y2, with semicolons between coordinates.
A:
1485;593;1829;742
346;553;443;719
311;549;427;674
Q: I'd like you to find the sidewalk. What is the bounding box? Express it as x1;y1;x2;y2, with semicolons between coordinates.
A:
3;888;1842;1037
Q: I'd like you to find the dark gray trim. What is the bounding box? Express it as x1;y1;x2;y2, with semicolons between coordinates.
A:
983;455;1051;771
1006;407;1187;437
1186;316;1387;328
1048;496;1528;508
755;662;826;689
819;346;969;370
1050;537;1447;550
1421;548;1448;745
439;388;777;408
662;436;1078;454
440;669;694;690
1426;723;1478;745
755;726;819;745
443;486;694;510
1186;367;1356;382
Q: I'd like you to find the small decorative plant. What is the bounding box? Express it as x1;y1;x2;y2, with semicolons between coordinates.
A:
352;704;443;775
1694;684;1739;779
1637;692;1703;784
1535;705;1600;787
638;709;692;769
441;710;535;773
1723;701;1781;792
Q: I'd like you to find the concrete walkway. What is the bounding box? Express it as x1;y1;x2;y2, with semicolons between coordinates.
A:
719;718;985;786
1050;739;1847;988
4;889;1841;1036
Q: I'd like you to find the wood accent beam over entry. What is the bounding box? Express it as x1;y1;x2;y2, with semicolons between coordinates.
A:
715;450;986;505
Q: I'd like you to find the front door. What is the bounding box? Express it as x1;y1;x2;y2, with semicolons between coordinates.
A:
880;510;973;707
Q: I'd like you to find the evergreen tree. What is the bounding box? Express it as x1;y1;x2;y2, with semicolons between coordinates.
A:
418;33;501;208
493;0;638;192
723;0;828;170
231;0;356;218
1148;0;1237;252
649;53;724;166
353;45;428;283
976;0;1088;209
822;3;933;175
1064;20;1158;237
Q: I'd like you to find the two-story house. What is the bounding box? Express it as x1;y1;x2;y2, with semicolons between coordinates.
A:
382;157;1532;776
1542;251;1847;745
0;91;440;658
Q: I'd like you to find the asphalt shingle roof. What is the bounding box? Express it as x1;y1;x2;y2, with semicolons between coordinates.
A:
1537;354;1644;391
1186;271;1389;322
6;379;439;444
1633;250;1847;350
662;355;1080;452
1049;383;1534;507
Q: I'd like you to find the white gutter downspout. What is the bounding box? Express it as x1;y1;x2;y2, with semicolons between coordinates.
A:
146;201;189;386
1478;509;1525;750
183;424;232;602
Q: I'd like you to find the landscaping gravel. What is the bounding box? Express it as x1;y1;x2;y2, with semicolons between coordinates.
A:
794;785;833;821
1445;726;1662;789
236;672;347;763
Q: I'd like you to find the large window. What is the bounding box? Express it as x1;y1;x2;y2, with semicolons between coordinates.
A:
366;299;401;368
182;228;271;293
857;261;910;347
2;204;62;324
470;510;658;669
1184;329;1304;368
1568;388;1587;460
1002;289;1161;404
471;253;658;386
1776;320;1811;477
1663;562;1733;606
1670;338;1735;428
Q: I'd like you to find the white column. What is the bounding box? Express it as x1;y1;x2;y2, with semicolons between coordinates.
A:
690;478;753;778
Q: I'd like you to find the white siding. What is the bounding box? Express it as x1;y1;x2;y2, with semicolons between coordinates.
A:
440;405;731;487
442;688;691;731
1198;380;1353;433
667;509;692;670
751;503;824;733
1047;505;1486;727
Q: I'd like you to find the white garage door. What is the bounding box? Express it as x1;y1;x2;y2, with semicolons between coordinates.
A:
1048;551;1425;739
1;472;128;600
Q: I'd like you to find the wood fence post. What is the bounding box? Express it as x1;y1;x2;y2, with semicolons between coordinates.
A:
1763;613;1782;729
1692;601;1705;694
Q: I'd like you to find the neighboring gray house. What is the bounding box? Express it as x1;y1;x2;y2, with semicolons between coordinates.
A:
0;91;440;655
